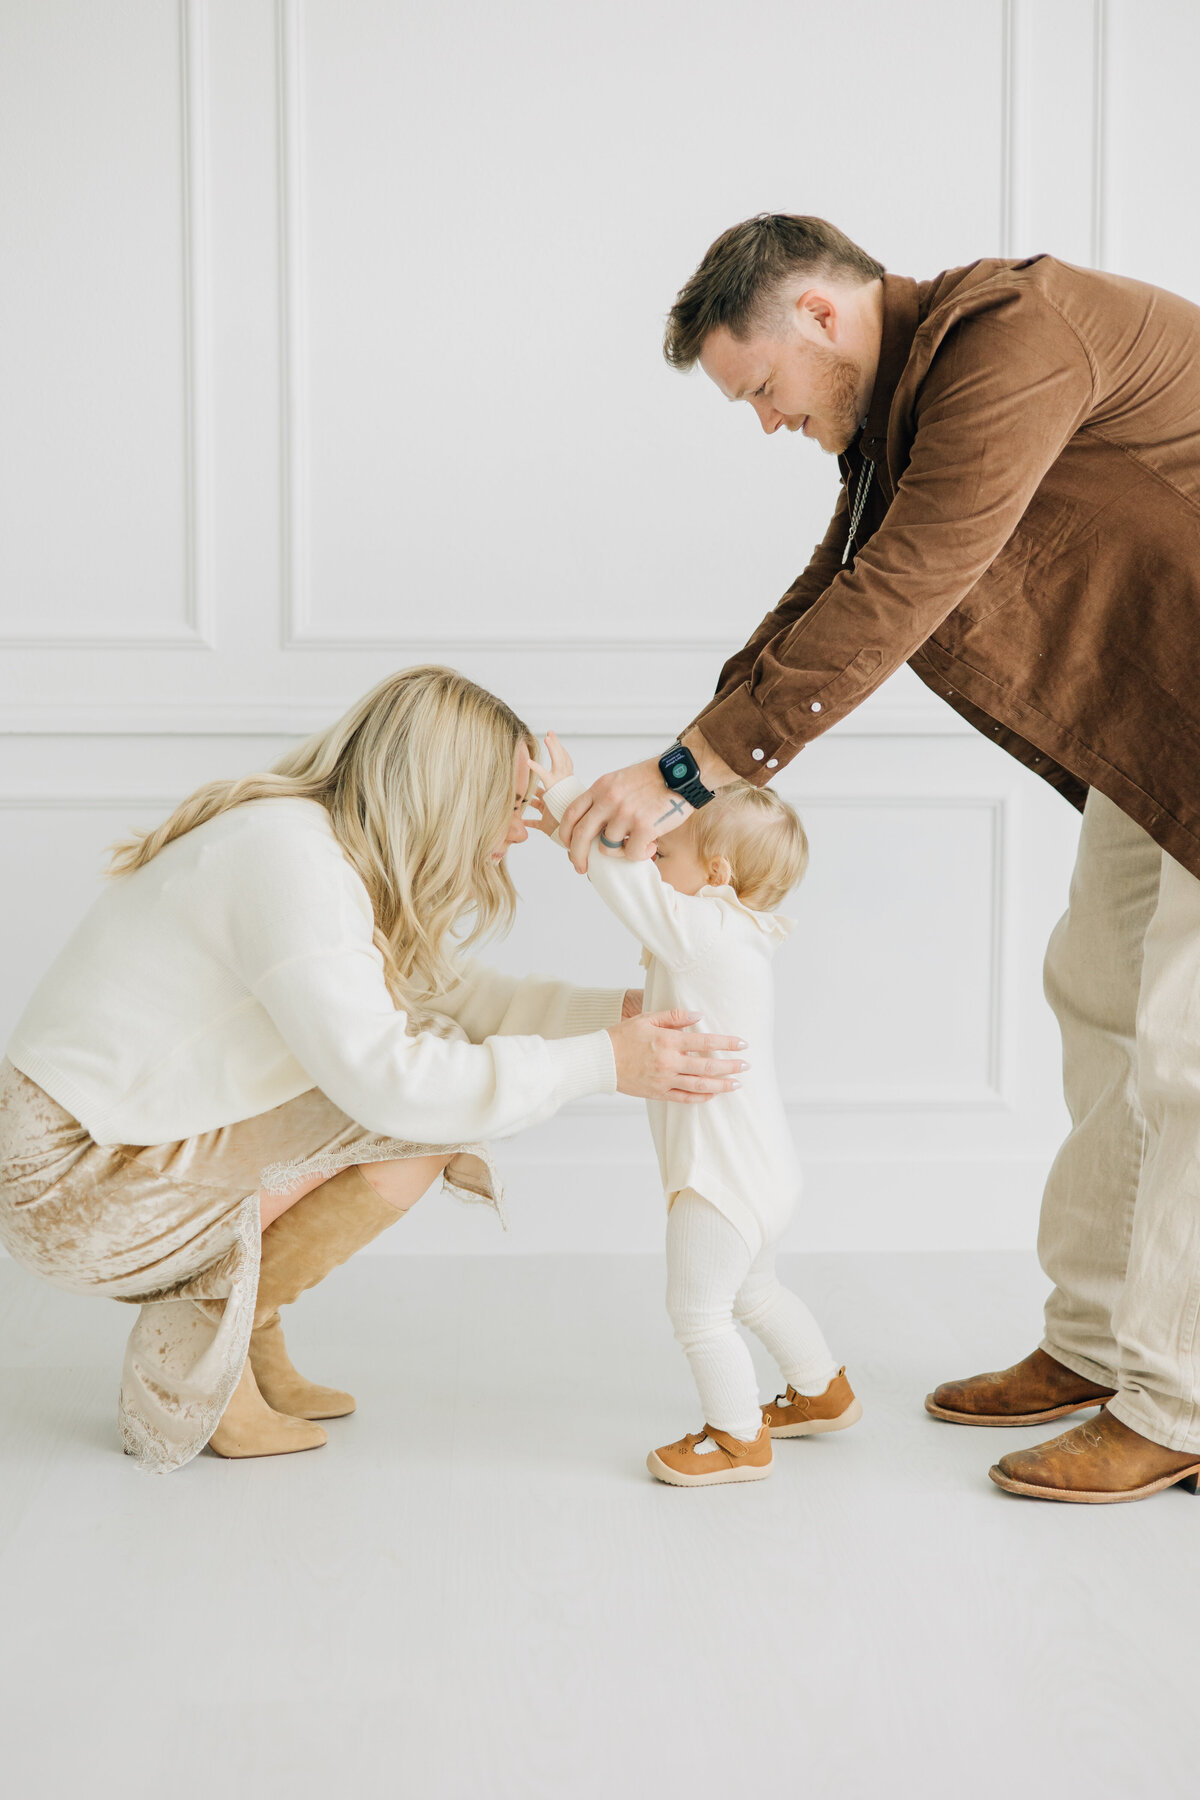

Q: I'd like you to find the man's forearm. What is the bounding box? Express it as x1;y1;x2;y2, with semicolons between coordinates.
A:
679;728;740;791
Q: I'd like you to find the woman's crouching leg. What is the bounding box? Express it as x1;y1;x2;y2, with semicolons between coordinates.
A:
230;1154;454;1441
356;1151;452;1211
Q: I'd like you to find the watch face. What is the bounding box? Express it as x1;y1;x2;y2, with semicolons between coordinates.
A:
661;746;698;787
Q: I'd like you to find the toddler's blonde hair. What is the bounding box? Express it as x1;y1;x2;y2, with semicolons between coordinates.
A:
692;781;808;911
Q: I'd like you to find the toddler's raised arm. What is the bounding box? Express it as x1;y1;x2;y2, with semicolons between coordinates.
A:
542;776;722;970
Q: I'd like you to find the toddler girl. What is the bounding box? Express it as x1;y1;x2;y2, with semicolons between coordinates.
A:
534;732;860;1487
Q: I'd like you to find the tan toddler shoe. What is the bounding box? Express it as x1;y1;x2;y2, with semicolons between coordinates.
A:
762;1367;862;1438
647;1422;773;1487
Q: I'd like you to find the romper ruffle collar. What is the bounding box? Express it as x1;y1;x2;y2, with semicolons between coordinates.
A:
698;883;797;942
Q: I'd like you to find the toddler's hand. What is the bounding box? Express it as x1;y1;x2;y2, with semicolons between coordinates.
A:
526;794;559;839
530;729;574;792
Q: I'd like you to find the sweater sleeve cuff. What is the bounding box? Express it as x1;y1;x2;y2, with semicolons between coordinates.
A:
694;683;792;785
547;1028;617;1104
565;986;627;1036
543;775;585;822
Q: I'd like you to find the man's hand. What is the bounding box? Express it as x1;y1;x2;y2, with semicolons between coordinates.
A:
558;756;683;872
558;729;740;874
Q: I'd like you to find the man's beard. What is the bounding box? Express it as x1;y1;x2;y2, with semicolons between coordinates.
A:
810;345;863;452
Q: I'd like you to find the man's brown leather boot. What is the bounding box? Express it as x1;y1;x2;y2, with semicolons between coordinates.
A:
990;1410;1200;1503
925;1346;1115;1427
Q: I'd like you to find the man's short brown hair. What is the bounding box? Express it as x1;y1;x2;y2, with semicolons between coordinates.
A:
663;213;885;371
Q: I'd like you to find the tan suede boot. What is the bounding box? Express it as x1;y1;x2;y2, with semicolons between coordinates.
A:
249;1164;407;1420
207;1358;328;1458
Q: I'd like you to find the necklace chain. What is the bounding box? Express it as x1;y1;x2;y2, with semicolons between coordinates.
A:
841;457;876;566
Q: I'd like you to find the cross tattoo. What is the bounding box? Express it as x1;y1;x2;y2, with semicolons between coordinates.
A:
654;796;689;828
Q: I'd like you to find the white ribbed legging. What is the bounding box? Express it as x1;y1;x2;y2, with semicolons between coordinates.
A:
665;1188;839;1440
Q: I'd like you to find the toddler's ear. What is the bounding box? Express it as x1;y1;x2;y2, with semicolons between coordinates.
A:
709;854;733;888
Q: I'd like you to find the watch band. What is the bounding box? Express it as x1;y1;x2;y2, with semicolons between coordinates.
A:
659;741;715;810
677;773;714;809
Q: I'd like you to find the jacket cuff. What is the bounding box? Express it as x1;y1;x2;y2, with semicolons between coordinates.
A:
565;986;627;1035
548;1028;618;1103
693;683;791;785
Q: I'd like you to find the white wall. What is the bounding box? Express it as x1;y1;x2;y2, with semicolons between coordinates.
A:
2;0;1195;1253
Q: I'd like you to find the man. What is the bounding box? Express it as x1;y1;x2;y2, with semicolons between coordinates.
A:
559;213;1200;1504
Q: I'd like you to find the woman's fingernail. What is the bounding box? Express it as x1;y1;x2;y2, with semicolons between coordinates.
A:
734;1039;748;1049
729;1080;742;1090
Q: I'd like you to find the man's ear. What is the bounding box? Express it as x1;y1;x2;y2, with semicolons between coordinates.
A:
795;288;836;338
709;854;733;888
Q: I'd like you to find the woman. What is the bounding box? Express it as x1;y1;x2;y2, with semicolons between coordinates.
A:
0;667;745;1473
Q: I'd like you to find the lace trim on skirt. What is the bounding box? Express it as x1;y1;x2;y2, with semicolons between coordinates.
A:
258;1136;507;1228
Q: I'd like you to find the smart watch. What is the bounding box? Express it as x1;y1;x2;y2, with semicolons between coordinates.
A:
658;741;715;810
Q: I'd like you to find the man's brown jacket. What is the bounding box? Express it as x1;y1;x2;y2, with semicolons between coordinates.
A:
694;257;1200;878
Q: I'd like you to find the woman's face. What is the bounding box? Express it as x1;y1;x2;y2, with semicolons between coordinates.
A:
489;742;534;861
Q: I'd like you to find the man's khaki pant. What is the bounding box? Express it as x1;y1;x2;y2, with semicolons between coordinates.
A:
1040;788;1200;1452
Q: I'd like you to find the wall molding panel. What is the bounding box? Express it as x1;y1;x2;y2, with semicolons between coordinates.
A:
0;783;1014;1123
0;794;187;813
0;698;976;738
998;0;1016;258
0;0;215;651
178;0;217;650
1090;0;1109;270
274;0;739;655
1005;0;1111;270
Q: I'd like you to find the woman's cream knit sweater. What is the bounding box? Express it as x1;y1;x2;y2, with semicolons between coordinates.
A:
7;798;620;1147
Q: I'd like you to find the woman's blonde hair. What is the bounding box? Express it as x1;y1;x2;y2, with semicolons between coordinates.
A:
107;666;535;1005
692;781;808;911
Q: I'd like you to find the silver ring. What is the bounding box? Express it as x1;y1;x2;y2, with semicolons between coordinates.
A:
599;831;625;849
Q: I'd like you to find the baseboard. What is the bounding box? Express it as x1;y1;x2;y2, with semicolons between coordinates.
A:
0;1156;1051;1265
372;1156;1051;1256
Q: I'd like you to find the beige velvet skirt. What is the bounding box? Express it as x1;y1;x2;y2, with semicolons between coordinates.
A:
0;1059;501;1474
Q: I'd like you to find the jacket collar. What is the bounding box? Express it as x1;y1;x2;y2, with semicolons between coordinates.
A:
857;273;921;463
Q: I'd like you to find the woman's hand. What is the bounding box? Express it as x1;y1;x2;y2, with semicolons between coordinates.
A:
621;988;644;1019
607;1010;748;1104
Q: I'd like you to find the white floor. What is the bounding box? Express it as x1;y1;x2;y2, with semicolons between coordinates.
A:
2;1249;1198;1800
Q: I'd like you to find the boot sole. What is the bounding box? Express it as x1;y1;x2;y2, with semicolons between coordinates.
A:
646;1450;772;1487
988;1462;1200;1503
207;1429;327;1459
924;1394;1112;1428
768;1398;863;1438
